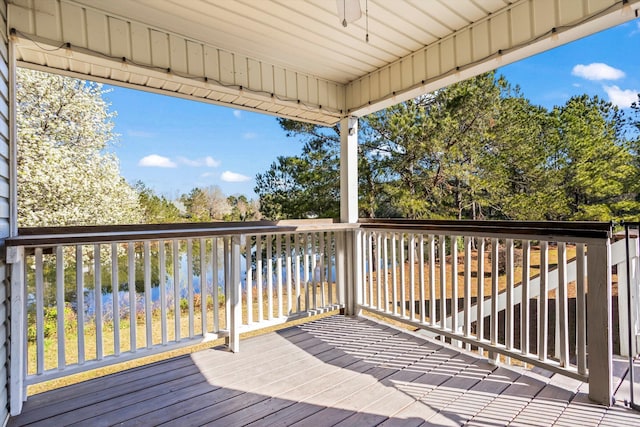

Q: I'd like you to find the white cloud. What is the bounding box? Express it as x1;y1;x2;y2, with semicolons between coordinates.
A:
138;154;177;168
221;171;251;182
176;156;221;167
176;156;200;167
603;85;638;108
204;156;221;167
571;63;625;81
200;172;215;178
233;110;242;119
243;132;258;140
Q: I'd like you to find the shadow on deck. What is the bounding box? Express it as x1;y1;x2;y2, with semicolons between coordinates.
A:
8;315;640;426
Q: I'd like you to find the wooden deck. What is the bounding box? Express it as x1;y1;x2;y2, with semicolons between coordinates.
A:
8;315;640;426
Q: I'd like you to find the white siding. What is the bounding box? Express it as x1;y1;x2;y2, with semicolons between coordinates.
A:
0;0;9;423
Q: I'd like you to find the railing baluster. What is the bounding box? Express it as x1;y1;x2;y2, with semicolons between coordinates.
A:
144;241;152;348
35;248;44;374
94;245;103;360
576;243;587;375
392;233;398;316
451;236;459;347
557;242;569;367
256;234;263;321
400;233;406;318
463;236;472;351
384;233;390;313
224;237;231;330
477;238;485;352
56;246;66;368
429;235;436;326
276;234;283;317
358;231;364;309
76;245;85;364
319;232;326;308
304;233;311;310
368;231;374;307
329;232;335;306
409;233;416;320
266;235;273;318
489;238;499;361
128;243;136;352
295;233;301;313
159;240;167;344
311;233;317;310
539;241;549;361
419;235;425;323
246;235;253;324
200;238;207;335
505;239;514;360
377;232;382;311
212;237;219;332
555;242;561;361
110;243;119;356
521;240;531;356
187;239;194;338
439;235;446;341
285;234;292;312
173;239;180;342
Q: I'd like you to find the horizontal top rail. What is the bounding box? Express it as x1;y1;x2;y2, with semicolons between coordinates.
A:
7;218;613;247
359;219;612;241
8;219;354;247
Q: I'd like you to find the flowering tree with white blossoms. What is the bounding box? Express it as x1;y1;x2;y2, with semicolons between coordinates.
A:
16;68;141;227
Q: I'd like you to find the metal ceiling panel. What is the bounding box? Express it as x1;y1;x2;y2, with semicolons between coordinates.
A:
7;0;640;125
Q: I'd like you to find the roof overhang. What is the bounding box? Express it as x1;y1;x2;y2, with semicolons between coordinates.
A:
7;0;640;126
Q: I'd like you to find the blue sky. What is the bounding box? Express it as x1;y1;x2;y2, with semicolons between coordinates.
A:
106;18;640;199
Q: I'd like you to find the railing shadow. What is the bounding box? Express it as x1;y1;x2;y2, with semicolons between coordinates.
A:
9;314;636;426
276;315;600;425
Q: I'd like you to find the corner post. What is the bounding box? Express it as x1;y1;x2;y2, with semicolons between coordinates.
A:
587;238;613;406
8;246;25;416
337;227;362;316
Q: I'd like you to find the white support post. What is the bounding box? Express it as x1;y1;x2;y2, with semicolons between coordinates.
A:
587;239;613;406
8;246;25;416
340;116;358;224
227;236;242;353
341;228;362;316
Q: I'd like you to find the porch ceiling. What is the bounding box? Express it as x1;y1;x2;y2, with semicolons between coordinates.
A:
7;0;640;125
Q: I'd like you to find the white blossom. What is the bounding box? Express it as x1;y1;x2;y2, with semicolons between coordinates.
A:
17;69;142;227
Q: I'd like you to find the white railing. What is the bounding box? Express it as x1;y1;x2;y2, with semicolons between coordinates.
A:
6;220;348;414
6;219;617;413
354;219;613;405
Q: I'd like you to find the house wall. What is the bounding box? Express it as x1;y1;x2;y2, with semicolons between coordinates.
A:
0;0;10;423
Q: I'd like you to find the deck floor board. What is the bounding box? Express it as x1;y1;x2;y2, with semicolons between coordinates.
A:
8;315;640;426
